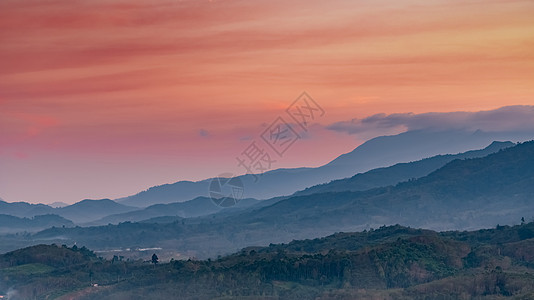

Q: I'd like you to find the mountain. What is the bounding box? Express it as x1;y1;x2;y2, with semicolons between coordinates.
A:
0;199;136;226
116;181;212;208
87;197;260;226
0;214;74;234
294;141;514;196
92;141;512;226
243;140;534;233
49;202;69;208
0;201;54;218
15;141;534;259
55;199;137;223
2;223;534;299
0;199;135;224
118;129;534;207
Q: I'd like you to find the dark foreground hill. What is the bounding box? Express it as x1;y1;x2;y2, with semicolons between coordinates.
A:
1;223;534;299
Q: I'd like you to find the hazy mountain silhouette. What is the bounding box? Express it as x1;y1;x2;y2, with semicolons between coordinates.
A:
240;140;534;234
118;129;534;207
23;141;534;258
87;197;260;226
91;141;513;225
0;201;54;218
0;214;73;234
0;199;136;224
294;141;514;196
0;136;524;227
55;199;136;223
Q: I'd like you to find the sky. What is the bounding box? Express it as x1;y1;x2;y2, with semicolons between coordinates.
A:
1;0;533;204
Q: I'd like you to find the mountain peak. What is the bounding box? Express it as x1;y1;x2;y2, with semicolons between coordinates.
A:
484;141;515;149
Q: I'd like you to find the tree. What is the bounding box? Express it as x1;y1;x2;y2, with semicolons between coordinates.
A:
152;253;159;266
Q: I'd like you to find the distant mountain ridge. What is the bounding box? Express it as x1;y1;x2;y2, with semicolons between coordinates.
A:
245;140;534;232
21;141;534;258
0;214;73;234
85;141;513;226
0;140;520;227
117;129;534;207
56;199;137;223
0;199;136;224
0;201;55;218
87;197;260;226
294;141;514;196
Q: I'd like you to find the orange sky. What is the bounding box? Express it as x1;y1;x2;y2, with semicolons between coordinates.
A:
1;0;533;204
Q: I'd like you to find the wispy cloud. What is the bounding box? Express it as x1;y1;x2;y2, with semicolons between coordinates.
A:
1;0;533;205
326;105;534;139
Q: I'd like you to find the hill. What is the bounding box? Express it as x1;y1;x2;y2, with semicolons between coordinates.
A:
0;214;74;234
0;199;137;225
55;199;137;223
1;223;534;299
0;201;54;218
87;197;260;226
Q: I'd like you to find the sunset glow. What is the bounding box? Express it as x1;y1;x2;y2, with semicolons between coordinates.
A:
1;0;533;204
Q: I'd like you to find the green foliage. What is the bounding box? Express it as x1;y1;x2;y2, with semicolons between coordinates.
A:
2;223;534;299
0;263;54;275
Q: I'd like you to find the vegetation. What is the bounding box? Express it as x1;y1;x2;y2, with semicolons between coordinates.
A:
2;223;534;299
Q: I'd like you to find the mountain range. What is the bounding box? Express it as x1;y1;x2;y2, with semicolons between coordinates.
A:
88;140;514;226
0;138;514;226
7;140;532;258
116;129;534;207
294;140;514;196
0;199;136;224
0;214;73;234
87;197;260;226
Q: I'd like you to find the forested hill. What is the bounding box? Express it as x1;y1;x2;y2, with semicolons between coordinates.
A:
1;223;534;299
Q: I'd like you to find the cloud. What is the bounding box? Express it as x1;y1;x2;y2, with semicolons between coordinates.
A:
326;105;534;139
